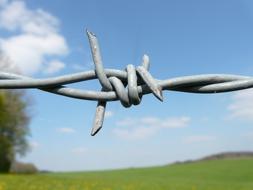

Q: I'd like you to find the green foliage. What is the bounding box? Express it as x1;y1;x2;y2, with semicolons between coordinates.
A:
0;90;30;173
0;158;253;190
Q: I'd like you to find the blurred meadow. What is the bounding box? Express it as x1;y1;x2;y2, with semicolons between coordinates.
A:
1;0;253;190
1;158;253;190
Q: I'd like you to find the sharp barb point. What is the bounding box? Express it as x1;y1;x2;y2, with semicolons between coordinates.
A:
91;126;102;136
0;30;250;137
86;30;96;37
91;101;106;136
154;89;163;102
142;54;150;70
143;54;149;60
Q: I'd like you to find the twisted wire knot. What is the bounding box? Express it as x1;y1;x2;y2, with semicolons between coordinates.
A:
0;30;252;137
87;31;163;135
103;63;163;108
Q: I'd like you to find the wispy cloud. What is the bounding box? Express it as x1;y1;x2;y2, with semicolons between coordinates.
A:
57;127;76;134
227;89;253;121
0;0;68;75
0;0;7;7
105;110;114;118
113;126;157;140
72;147;88;154
183;135;216;144
43;60;65;74
72;64;87;71
113;116;190;140
241;132;253;138
29;141;40;149
116;116;190;128
71;61;93;71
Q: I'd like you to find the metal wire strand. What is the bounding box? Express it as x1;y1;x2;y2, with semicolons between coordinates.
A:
0;31;253;136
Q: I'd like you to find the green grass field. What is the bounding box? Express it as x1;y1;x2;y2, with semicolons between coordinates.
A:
0;158;253;190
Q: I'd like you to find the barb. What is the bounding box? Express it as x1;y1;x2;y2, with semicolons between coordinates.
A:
0;31;253;136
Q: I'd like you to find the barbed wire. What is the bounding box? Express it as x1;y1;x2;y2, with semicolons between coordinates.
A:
1;30;253;136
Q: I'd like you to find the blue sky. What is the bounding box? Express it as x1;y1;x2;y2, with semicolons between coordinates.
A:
0;0;253;171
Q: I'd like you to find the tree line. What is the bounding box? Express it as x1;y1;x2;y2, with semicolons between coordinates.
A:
0;52;31;173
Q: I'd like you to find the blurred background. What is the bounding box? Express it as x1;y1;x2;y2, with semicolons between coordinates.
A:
0;0;253;189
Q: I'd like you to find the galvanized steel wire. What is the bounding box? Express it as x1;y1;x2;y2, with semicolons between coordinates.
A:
0;31;252;135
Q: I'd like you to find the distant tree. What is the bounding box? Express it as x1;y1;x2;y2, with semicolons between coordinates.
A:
0;51;31;173
10;161;38;174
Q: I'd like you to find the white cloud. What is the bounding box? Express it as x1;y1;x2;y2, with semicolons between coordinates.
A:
113;126;157;140
113;116;190;140
57;127;76;134
183;135;215;144
116;117;135;127
105;110;114;118
44;60;65;74
0;1;59;35
241;132;253;138
0;0;7;7
72;147;88;154
0;33;68;74
227;89;253;121
71;61;94;72
72;64;87;71
116;116;190;128
29;141;39;149
0;1;69;75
